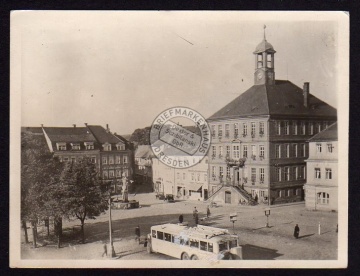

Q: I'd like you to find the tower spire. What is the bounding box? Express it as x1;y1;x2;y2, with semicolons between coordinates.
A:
263;24;266;40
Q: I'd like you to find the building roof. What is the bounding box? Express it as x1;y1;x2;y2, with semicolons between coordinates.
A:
135;145;155;159
208;80;337;120
253;39;276;54
43;127;97;142
86;125;123;144
21;127;44;134
308;122;337;142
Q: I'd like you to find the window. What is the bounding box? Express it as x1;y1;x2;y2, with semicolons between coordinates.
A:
286;144;290;158
116;155;121;164
191;173;195;181
123;156;128;164
225;124;230;138
242;145;248;158
251;145;256;157
164;233;172;242
208;243;214;252
287;189;292;197
300;122;306;135
226;167;230;178
212;146;216;158
85;142;94;150
103;144;112;151
233;145;240;158
116;170;122;177
63;157;69;162
57;143;67;151
157;231;164;240
211;125;216;138
267;53;272;67
317;123;322;133
316;143;322;153
293;144;298;157
109;156;114;164
284;121;289;135
276;167;281;182
177;173;180;180
183;173;186;180
200;241;208;251
243;123;248;136
190;240;199;248
317;192;329;205
219;167;224;178
234;123;239;138
71;157;76;163
326;168;332;180
327;144;334;153
309;123;314;135
259;145;265;158
204;173;207;182
109;170;114;179
116;144;125;150
218;125;223;138
219;146;223;157
197;173;200;181
275;145;281;158
301;166;306;179
284;167;290;181
211;166;216;178
276;121;281;135
251;168;256;183
102;157;107;164
301;144;306;157
292;167;298;180
259;122;265;136
91;156;96;163
315;168;321;179
103;171;108;179
123;169;129;177
226;146;230;157
257;53;263;68
293;121;298;135
251;122;256;136
260;168;264;182
71;143;80;150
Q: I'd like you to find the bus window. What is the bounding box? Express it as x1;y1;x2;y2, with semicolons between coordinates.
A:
157;231;164;240
200;241;207;251
152;230;156;238
173;235;180;244
218;241;228;252
208;243;213;253
164;233;172;242
229;239;238;249
190;239;199;248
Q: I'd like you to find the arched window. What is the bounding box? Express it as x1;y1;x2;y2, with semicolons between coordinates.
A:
317;192;329;204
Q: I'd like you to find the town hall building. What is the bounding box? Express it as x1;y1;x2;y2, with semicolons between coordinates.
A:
206;31;337;205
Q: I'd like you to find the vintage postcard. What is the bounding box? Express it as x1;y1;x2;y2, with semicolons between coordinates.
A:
10;11;349;268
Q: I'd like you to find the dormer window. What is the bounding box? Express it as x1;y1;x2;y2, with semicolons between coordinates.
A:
71;143;80;150
116;143;125;151
56;142;67;151
103;143;112;151
84;142;94;150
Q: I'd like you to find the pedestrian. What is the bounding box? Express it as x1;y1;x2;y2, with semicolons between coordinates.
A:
194;212;199;225
336;224;338;233
207;206;211;218
102;241;107;257
294;224;300;239
179;214;184;223
193;207;198;218
135;225;141;244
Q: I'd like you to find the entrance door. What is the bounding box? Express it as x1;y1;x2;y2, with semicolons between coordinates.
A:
225;191;231;204
204;189;208;200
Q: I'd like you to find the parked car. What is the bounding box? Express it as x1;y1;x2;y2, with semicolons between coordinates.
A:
164;194;175;202
156;193;165;200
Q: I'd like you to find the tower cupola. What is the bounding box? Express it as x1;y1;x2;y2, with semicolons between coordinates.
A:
253;25;276;85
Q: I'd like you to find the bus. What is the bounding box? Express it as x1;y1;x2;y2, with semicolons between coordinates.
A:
147;223;242;260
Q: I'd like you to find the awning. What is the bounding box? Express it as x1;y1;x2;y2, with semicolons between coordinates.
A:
187;183;203;192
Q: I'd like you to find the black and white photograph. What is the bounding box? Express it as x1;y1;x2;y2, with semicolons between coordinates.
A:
10;11;349;268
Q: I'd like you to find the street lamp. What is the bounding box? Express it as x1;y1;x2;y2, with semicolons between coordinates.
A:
230;213;237;234
264;208;271;228
108;191;116;258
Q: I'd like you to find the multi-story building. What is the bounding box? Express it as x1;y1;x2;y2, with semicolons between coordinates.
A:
41;124;133;193
304;123;338;211
152;157;209;201
206;33;337;205
134;145;155;186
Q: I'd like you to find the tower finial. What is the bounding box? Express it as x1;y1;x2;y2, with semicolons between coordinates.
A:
263;24;266;40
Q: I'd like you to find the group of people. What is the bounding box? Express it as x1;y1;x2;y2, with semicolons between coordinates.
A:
178;206;211;225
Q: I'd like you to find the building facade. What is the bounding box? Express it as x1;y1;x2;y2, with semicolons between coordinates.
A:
206;34;337;205
152;157;209;201
304;123;338;211
134;145;155;187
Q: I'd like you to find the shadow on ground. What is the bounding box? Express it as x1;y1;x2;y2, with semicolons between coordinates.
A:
241;244;283;260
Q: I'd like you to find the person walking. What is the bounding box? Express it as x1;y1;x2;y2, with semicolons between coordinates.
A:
179;214;184;224
207;206;211;218
294;224;300;239
194;212;199;225
135;225;141;244
102;242;107;257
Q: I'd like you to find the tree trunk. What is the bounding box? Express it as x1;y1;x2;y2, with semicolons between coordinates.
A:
22;220;29;244
31;221;37;248
80;220;85;244
54;217;62;249
45;218;50;237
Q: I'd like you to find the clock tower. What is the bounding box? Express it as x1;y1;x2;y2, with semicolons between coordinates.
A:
253;25;276;85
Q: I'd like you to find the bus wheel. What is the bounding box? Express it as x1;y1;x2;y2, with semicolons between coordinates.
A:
147;241;152;254
181;252;190;260
191;255;199;260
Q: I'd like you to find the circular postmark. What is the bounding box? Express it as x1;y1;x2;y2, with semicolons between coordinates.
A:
150;107;211;169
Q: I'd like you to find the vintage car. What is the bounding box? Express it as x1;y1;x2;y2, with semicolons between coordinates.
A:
156;193;165;200
164;194;175;202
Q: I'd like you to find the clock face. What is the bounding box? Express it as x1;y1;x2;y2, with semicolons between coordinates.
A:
257;72;263;80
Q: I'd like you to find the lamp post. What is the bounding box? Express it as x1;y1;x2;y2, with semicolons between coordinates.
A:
108;192;116;258
265;208;270;228
230;213;237;234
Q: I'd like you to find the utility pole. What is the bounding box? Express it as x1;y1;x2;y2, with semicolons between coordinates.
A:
108;196;116;258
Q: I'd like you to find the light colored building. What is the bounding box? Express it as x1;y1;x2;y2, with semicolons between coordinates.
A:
134;145;155;186
206;32;337;205
304;123;338;211
152;157;209;201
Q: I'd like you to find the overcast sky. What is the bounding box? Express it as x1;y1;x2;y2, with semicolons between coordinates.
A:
14;11;344;135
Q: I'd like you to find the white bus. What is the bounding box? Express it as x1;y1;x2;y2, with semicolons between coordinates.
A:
147;223;242;260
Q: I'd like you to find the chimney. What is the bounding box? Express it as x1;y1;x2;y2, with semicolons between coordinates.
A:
303;82;309;108
84;123;88;126
73;124;76;128
41;124;44;127
106;124;110;132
